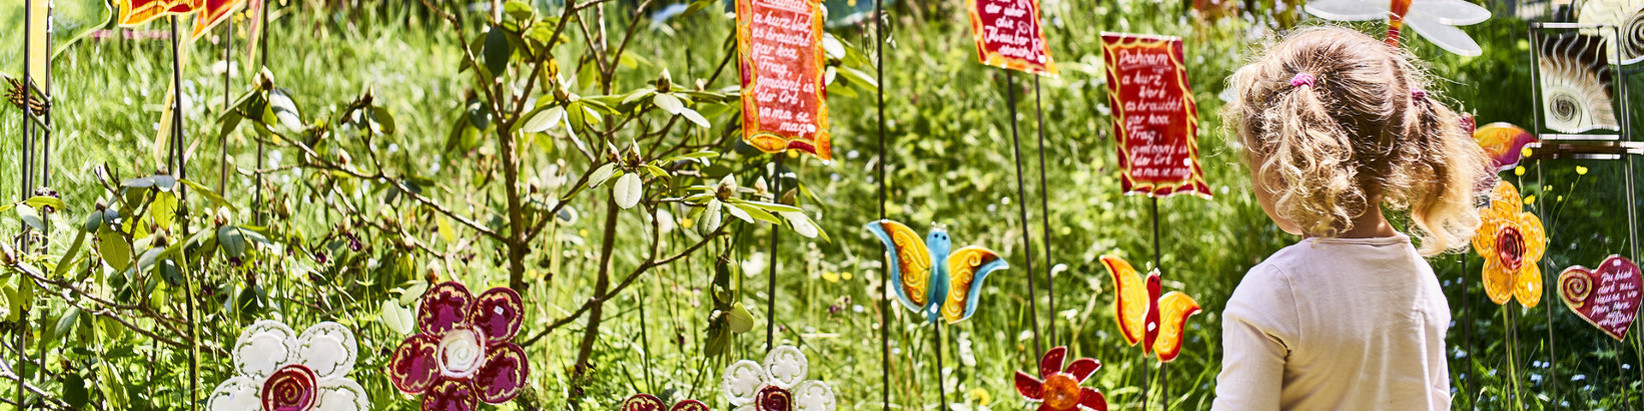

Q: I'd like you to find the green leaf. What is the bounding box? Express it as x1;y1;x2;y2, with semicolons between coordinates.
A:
53;229;87;279
518;105;564;134
53;307;80;340
653;92;685;115
149;192;177;231
727;302;755;333
484;25;513;78
380;300;415;336
22;196;65;212
63;372;88;409
218;226;247;258
180;179;237;211
589;163;618;187
437;216;457;245
679;107;710;128
97;228;131;272
731;202;783;225
16;205;43;231
614;173;644;209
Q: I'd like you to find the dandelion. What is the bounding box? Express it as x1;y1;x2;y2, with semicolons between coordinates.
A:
969;388;992;406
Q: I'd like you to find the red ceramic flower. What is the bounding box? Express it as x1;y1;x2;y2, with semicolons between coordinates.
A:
622;393;712;411
1014;347;1107;411
389;282;529;410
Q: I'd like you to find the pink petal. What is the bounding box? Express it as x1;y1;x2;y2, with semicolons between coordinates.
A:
1040;346;1067;377
1015;371;1044;400
389;334;440;394
621;394;665;410
419;282;474;335
670;400;711;411
1065;358;1101;383
474;342;529;404
260;364;318;411
468;287;525;343
1079;387;1108;411
422;379;479;411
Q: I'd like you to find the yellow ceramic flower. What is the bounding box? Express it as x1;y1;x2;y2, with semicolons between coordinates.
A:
1473;181;1547;307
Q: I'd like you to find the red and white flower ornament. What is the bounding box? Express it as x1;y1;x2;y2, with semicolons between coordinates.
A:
722;345;836;411
622;393;712;410
1014;347;1107;411
206;321;370;411
389;282;529;410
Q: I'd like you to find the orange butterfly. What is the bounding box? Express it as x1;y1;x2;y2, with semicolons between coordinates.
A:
1100;255;1201;362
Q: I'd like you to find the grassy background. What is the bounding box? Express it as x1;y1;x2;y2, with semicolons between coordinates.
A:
2;0;1642;409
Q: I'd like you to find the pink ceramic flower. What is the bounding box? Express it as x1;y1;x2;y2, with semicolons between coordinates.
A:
389;282;529;410
622;393;712;410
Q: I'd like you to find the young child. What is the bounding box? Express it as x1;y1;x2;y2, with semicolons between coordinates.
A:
1212;27;1492;410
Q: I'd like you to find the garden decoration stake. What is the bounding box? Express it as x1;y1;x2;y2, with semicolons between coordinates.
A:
1014;346;1109;411
389;281;530;409
722;345;838;410
1474;181;1547;309
1098;32;1209;410
622;393;711;411
870;0;892;406
965;0;1057;363
1099;255;1202;409
1302;0;1492;56
865;219;1009;408
205;320;370;410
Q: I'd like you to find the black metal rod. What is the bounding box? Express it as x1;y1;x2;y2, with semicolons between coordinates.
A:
932;321;948;409
15;0;31;406
1530;162;1558;410
254;0;271;225
1003;70;1043;358
1031;76;1055;347
218;19;233;194
1462;254;1475;409
765;154;784;353
872;0;892;407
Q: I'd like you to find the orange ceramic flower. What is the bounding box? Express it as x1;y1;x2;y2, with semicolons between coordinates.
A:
1473;181;1547;307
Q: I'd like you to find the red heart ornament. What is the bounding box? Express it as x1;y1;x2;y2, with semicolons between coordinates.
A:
1558;255;1643;341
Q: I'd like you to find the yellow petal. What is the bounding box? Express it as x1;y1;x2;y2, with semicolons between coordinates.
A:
1515;263;1542;308
1519;212;1547;263
1482;257;1514;305
1576;165;1589;175
1491;181;1523;217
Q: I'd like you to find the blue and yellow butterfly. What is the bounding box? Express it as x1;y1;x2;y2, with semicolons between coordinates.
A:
865;220;1009;324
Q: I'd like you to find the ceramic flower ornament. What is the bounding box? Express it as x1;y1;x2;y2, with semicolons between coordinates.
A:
1303;0;1492;56
622;394;712;410
206;321;370;410
1014;347;1107;411
722;345;836;411
389;282;530;410
1474;181;1547;307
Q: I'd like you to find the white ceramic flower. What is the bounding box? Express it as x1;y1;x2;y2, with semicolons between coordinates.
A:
721;345;837;411
207;320;369;411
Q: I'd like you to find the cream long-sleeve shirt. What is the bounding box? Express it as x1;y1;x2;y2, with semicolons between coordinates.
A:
1212;234;1452;410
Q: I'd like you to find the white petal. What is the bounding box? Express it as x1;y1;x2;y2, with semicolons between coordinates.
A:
793;380;838;411
297;322;359;379
763;345;809;388
615;173;644;209
1406;14;1483;56
312;378;370;411
1303;0;1388;21
206;376;262;411
234;320;297;380
1411;0;1490;25
722;360;764;406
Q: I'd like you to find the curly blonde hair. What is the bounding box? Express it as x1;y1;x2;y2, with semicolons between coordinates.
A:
1225;26;1493;256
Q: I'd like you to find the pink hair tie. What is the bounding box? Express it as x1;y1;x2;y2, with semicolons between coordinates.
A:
1411;88;1428;102
1289;73;1316;87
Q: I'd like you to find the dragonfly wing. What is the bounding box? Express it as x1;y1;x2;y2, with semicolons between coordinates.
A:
1413;0;1491;25
1405;13;1484;56
1304;0;1390;21
865;220;935;315
941;246;1007;324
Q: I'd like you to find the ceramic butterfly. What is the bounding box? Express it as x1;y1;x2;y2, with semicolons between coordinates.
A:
1100;255;1201;362
1473;122;1537;172
865;220;1008;324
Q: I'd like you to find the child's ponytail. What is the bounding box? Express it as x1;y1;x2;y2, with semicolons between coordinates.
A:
1260;71;1368;236
1400;84;1493;255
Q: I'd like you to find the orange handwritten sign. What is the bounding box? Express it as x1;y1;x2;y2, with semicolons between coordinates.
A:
1100;33;1209;198
966;0;1057;75
736;0;831;161
119;0;197;27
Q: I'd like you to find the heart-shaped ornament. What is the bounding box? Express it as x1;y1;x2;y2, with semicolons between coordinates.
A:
1558;255;1643;341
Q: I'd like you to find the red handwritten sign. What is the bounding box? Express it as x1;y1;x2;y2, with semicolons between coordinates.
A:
1559;255;1642;341
1100;33;1210;198
966;0;1056;75
736;0;831;161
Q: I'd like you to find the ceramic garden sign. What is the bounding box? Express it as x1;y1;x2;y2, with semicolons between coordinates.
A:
1099;33;1211;198
735;0;832;161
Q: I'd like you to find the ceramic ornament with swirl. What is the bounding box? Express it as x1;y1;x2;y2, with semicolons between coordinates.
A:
722;345;837;411
1578;0;1644;65
1558;255;1643;341
388;281;530;410
622;393;712;411
1537;33;1621;134
205;320;370;411
864;220;1009;324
